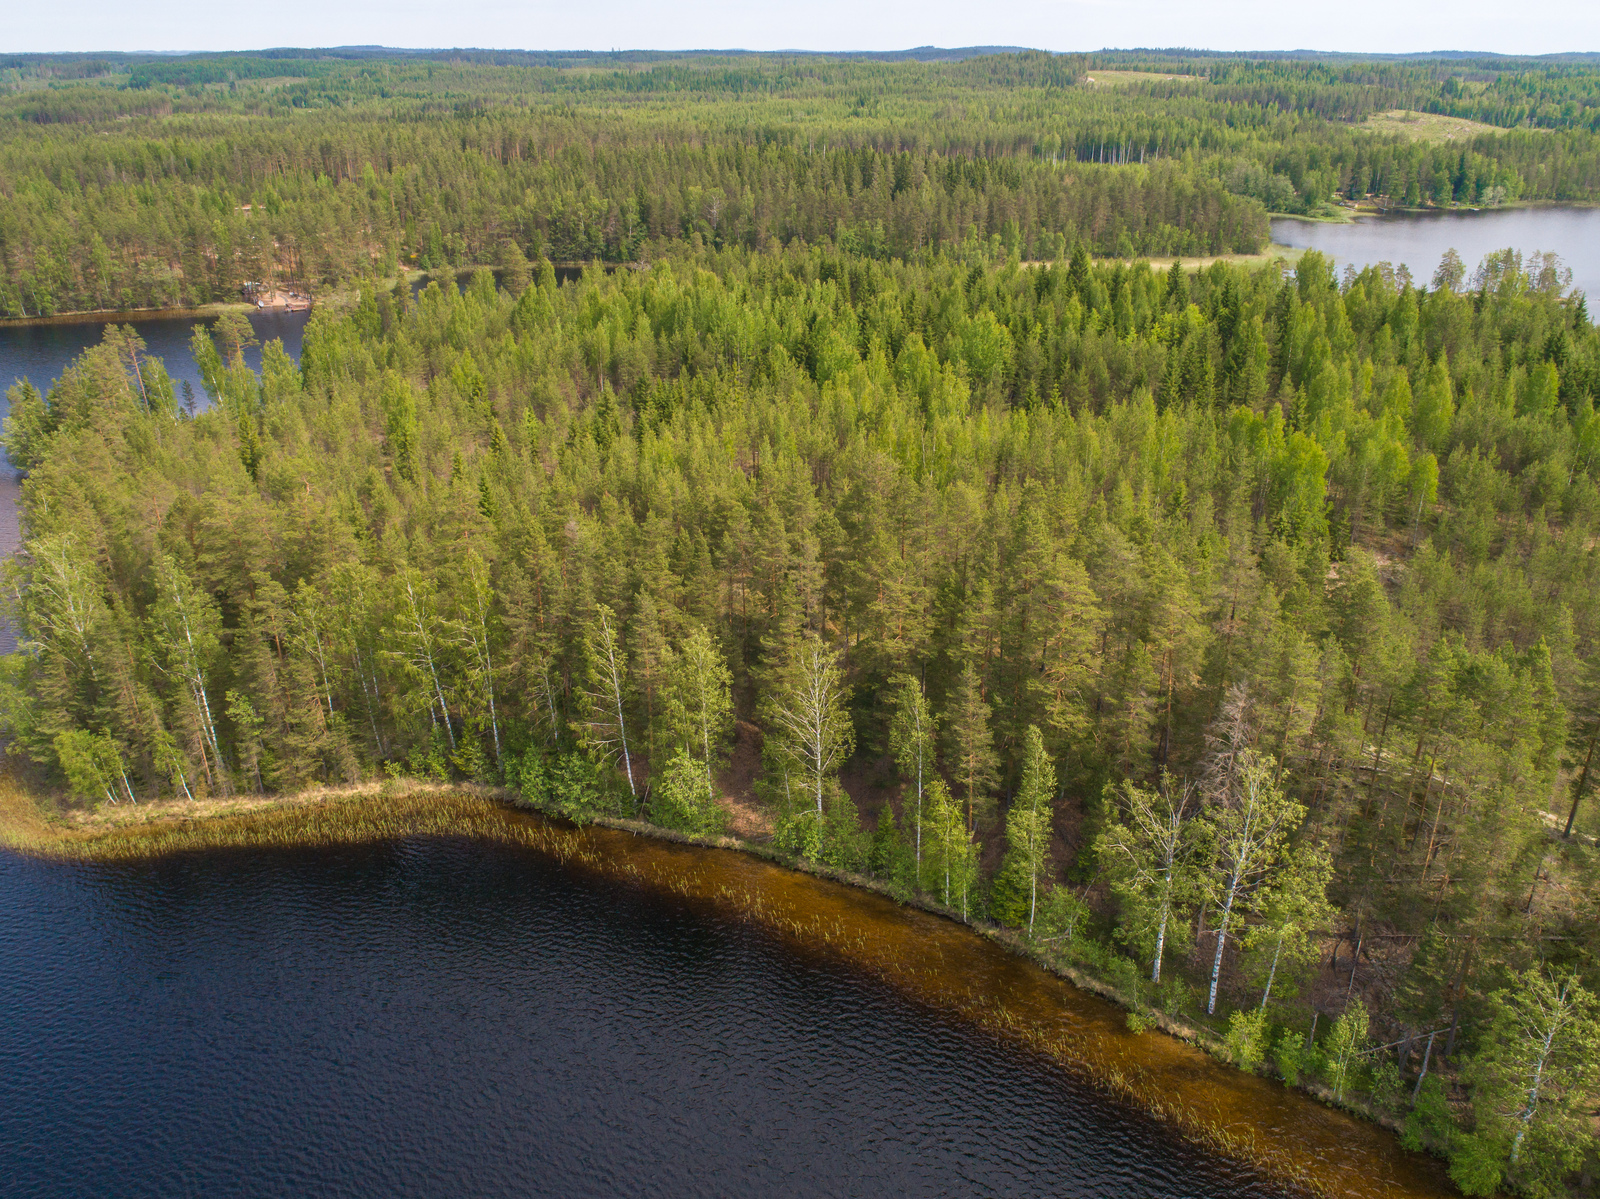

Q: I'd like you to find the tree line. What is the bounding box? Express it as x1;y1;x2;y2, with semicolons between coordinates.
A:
6;51;1600;316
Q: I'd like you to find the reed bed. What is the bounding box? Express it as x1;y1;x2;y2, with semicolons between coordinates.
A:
0;782;509;860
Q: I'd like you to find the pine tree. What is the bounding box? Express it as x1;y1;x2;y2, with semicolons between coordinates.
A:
945;660;998;832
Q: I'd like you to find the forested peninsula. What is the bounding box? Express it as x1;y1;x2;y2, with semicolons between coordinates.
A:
4;47;1600;1199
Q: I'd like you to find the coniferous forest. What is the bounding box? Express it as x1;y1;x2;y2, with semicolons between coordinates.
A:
4;47;1600;1199
6;48;1600;316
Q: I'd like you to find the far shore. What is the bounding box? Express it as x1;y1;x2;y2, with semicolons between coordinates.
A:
0;301;262;330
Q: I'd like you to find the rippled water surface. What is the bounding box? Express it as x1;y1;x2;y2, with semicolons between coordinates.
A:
0;835;1294;1198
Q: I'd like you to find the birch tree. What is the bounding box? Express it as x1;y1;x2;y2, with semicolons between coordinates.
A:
997;724;1055;935
1325;997;1371;1101
1242;844;1334;1010
925;776;978;918
663;626;734;802
578;603;636;800
54;729;128;806
888;672;934;886
768;632;852;819
449;549;504;771
389;568;455;752
1455;969;1600;1197
20;534;107;716
150;554;228;794
1201;750;1304;1014
1096;772;1203;983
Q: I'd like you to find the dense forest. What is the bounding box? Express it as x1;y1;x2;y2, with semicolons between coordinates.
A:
5;233;1599;1194
5;50;1600;315
5;43;1600;1199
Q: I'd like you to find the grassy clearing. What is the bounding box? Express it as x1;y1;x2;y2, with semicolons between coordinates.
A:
1361;109;1525;143
1081;70;1196;88
1018;245;1306;273
1113;243;1307;270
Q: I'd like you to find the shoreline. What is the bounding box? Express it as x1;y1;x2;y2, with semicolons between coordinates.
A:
0;780;1454;1199
0;274;399;329
1272;198;1600;228
0;301;263;329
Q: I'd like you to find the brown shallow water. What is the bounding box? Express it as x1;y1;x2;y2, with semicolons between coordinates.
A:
489;805;1455;1199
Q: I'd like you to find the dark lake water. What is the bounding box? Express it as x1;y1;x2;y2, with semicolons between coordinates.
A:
1271;205;1600;297
0;308;311;431
0;836;1287;1198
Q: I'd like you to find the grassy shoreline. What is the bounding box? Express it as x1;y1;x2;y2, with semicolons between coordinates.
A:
0;777;1452;1199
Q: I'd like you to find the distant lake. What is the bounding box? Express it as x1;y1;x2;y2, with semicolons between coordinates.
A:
0;308;311;424
1271;206;1600;297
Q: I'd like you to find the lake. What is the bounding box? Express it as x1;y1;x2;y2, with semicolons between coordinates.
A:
0;308;311;426
1271;205;1600;297
0;831;1295;1199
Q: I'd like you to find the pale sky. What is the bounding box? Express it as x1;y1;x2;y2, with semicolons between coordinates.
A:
7;0;1597;57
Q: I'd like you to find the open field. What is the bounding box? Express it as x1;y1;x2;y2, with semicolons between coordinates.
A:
1081;70;1195;87
1020;244;1306;271
1361;109;1527;143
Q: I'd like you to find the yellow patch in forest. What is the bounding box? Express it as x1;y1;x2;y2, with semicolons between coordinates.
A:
1080;70;1194;87
1361;110;1527;143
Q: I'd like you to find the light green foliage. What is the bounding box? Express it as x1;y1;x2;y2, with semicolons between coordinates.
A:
3;192;1599;1173
945;661;998;832
518;749;609;821
1241;845;1334;1009
1096;773;1204;983
924;777;979;918
1451;1132;1512;1198
1324;998;1371;1101
447;548;504;773
662;627;734;804
1273;1026;1312;1086
888;674;935;887
767;633;852;820
650;747;727;838
577;604;636;801
1226;1008;1271;1071
993;726;1055;933
53;729;127;806
150;554;228;794
1036;886;1093;950
1200;751;1305;1015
